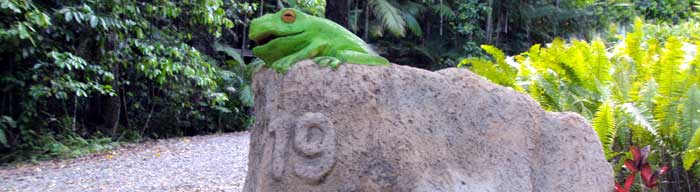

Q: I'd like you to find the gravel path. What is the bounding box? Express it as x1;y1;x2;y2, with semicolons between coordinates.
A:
0;131;250;192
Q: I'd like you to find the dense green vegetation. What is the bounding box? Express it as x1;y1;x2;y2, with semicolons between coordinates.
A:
0;0;260;162
463;18;700;191
1;0;699;190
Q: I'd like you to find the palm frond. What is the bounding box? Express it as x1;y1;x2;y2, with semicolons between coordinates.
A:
399;1;425;16
369;22;385;37
430;4;455;19
369;0;405;37
401;12;422;36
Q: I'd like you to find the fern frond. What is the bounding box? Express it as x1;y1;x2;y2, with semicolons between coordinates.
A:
538;73;562;111
593;101;616;158
653;36;684;136
461;45;520;90
461;57;513;88
620;103;659;138
681;85;700;145
369;0;405;37
624;17;644;65
528;80;558;111
638;38;660;82
687;43;700;84
683;128;700;170
541;38;567;75
635;78;658;110
590;39;611;84
562;40;595;90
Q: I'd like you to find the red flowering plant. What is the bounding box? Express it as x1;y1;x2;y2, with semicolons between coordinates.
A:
614;146;669;192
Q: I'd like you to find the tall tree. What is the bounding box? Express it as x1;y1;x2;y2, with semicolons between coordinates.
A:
326;0;349;27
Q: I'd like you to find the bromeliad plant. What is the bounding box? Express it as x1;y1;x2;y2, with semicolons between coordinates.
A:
615;146;669;192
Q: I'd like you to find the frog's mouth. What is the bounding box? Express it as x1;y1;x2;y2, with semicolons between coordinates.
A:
252;31;303;46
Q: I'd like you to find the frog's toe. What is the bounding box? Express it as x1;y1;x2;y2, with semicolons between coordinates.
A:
327;59;341;69
271;59;295;73
314;56;342;69
313;57;330;66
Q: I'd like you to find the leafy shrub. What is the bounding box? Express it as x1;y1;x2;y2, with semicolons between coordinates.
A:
462;18;700;191
0;0;258;163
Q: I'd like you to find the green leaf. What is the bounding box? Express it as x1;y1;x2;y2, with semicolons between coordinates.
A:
0;128;7;146
1;0;22;13
16;22;30;39
64;11;72;22
213;42;244;65
73;12;82;24
239;85;254;107
2;115;16;128
89;15;98;28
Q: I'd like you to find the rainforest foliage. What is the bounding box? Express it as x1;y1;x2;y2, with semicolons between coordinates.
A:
1;3;699;191
0;0;260;162
462;18;700;191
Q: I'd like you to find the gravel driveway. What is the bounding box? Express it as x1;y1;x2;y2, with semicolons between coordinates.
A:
0;131;250;192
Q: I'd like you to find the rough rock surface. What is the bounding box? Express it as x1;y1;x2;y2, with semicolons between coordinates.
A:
243;60;614;192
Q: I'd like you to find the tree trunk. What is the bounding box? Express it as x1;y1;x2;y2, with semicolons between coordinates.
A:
103;68;120;137
103;32;121;137
259;0;264;16
485;0;494;44
363;2;369;41
439;0;444;36
326;0;349;27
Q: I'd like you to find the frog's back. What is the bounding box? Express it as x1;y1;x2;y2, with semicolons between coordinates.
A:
308;17;378;55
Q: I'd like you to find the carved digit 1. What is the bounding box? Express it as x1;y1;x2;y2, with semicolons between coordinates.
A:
293;113;337;184
268;118;288;180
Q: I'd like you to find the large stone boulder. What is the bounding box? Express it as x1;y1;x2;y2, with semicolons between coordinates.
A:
243;60;613;192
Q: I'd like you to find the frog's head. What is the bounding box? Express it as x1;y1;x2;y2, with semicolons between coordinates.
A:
249;8;309;64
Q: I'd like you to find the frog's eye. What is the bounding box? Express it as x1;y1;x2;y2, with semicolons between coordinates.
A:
282;10;296;23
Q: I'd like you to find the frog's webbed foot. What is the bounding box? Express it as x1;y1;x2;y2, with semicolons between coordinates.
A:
271;56;300;73
313;56;343;69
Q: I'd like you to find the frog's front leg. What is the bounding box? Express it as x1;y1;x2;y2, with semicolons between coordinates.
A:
271;41;327;73
337;50;390;66
313;50;389;69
